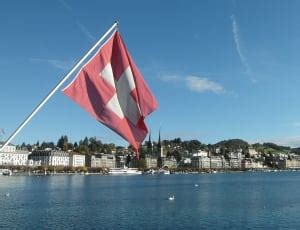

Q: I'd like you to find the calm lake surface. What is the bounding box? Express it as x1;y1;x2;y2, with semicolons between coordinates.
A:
1;172;300;229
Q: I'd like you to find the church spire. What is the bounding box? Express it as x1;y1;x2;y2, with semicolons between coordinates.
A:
147;130;153;154
157;129;164;157
157;129;161;149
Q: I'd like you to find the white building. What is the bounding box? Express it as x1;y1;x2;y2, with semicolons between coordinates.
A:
29;150;69;166
229;158;241;169
248;147;259;157
161;156;177;168
27;159;41;167
88;153;116;168
69;154;85;167
210;156;225;169
193;150;208;157
0;143;16;153
242;159;264;170
0;150;30;166
0;143;30;166
145;155;158;168
229;151;242;159
191;156;211;169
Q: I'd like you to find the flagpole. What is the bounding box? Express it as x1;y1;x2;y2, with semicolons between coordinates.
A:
0;21;119;152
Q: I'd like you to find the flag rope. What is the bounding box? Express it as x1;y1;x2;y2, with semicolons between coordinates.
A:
0;21;119;151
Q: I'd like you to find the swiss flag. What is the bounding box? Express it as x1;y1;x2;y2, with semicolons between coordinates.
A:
63;31;158;154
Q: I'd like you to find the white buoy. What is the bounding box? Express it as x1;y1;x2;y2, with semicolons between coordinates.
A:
168;195;175;201
194;184;199;187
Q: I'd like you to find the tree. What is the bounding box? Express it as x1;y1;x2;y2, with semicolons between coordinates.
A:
74;142;79;151
40;142;55;150
21;142;26;150
57;135;69;151
137;159;146;169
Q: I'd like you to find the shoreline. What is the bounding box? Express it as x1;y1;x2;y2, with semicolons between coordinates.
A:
1;168;300;177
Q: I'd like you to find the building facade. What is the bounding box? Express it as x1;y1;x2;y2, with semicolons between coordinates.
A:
0;150;30;166
87;153;116;168
161;156;177;168
278;159;300;169
69;154;85;167
191;156;211;169
29;150;69;166
229;158;241;169
145;155;158;168
0;143;16;153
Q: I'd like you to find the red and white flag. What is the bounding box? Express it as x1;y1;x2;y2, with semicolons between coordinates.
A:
63;31;158;154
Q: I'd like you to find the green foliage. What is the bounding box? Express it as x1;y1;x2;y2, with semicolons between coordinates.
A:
40;142;55;150
214;139;249;150
262;142;290;151
136;159;147;169
167;150;182;162
57;135;69;151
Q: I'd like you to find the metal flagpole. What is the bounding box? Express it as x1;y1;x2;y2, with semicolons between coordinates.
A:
0;21;119;152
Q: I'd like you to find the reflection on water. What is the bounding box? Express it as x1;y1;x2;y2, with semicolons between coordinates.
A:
1;172;300;229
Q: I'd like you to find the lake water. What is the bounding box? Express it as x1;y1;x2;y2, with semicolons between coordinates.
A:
1;172;300;229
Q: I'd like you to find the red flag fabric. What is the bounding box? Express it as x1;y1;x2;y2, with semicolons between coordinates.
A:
63;31;158;153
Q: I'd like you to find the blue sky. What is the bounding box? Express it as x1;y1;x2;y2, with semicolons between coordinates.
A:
1;0;300;147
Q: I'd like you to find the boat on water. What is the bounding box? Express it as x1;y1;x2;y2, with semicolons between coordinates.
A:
109;167;142;175
156;168;171;175
2;169;12;176
143;168;171;175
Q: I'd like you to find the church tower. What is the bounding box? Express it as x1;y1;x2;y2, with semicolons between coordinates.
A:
157;130;164;157
147;130;153;155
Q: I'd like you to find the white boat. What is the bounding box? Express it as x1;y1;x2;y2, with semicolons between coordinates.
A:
156;168;171;175
109;167;142;175
2;169;12;176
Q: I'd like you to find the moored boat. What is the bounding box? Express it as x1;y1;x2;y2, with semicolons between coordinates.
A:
2;169;12;176
109;167;142;175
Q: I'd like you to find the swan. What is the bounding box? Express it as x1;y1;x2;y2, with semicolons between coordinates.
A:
168;195;175;201
5;192;10;197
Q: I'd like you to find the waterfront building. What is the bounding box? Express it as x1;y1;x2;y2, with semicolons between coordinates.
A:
0;143;30;166
291;154;300;161
229;158;241;169
161;156;177;168
145;155;157;168
278;159;300;169
27;159;41;167
116;155;126;168
86;155;100;168
210;156;223;169
242;159;264;170
191;157;200;168
191;156;211;169
223;159;230;169
0;142;16;153
29;150;69;166
0;150;30;166
69;153;85;167
201;157;211;169
87;153;116;168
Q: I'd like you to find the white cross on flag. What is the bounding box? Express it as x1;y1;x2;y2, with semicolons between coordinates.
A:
63;31;158;154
